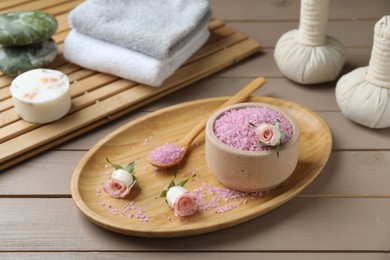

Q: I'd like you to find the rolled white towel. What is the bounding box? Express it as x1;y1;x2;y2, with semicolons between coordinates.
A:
63;26;210;87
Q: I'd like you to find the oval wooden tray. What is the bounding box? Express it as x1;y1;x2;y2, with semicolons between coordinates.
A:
71;96;332;238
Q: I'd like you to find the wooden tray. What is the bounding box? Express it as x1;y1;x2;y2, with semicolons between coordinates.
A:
0;0;260;171
71;96;332;238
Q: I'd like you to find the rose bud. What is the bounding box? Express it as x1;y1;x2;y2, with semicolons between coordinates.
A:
255;123;281;146
166;186;197;217
103;169;135;199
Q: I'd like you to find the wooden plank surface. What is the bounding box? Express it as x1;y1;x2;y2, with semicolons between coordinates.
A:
0;21;260;168
1;0;390;258
229;20;377;48
211;0;390;21
0;198;389;251
0;253;388;260
2;150;390;197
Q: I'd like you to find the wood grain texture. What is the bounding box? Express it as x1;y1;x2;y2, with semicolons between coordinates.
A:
303;151;390;197
0;21;261;170
228;20;377;48
0;198;389;251
2;149;390;197
0;0;71;14
0;151;85;195
211;0;390;21
140;78;340;112
71;96;331;237
57;75;390;152
1;0;389;258
215;48;373;78
0;252;389;260
318;112;390;150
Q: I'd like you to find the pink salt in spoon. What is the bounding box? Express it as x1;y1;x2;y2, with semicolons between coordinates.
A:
147;77;266;168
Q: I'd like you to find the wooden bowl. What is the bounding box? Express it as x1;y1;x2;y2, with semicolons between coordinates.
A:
205;102;301;192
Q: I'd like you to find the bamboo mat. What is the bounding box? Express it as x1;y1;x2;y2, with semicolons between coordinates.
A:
0;0;261;171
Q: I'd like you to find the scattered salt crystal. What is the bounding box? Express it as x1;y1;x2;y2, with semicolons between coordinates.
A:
213;106;293;151
239;199;247;205
192;177;267;215
149;143;185;165
144;136;153;145
134;207;150;221
215;203;237;214
109;208;118;215
188;168;198;175
96;185;101;196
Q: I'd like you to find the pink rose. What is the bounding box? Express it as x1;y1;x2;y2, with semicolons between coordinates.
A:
255;123;281;146
103;178;131;199
103;169;135;199
174;192;198;217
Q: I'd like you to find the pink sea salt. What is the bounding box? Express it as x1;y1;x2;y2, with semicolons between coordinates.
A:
96;185;102;197
192;177;268;215
149;143;185;165
109;207;118;215
213;106;293;152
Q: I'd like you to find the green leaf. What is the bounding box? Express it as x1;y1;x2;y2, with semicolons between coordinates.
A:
167;179;176;190
159;189;168;198
132;175;140;189
106;158;122;170
177;178;189;187
124;161;135;173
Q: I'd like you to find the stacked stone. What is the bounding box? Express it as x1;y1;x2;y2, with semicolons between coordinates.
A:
0;10;58;76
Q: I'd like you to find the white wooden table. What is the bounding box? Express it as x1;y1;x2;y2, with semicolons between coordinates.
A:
1;0;390;259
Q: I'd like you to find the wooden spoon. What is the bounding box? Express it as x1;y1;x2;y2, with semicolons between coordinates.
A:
147;77;266;168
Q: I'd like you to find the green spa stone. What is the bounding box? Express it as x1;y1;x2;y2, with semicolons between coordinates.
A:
0;39;57;76
0;10;58;46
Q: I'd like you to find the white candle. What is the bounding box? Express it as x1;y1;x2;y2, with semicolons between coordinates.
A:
10;68;71;124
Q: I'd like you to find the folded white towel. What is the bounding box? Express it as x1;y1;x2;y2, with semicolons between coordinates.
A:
69;0;211;59
63;27;209;87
